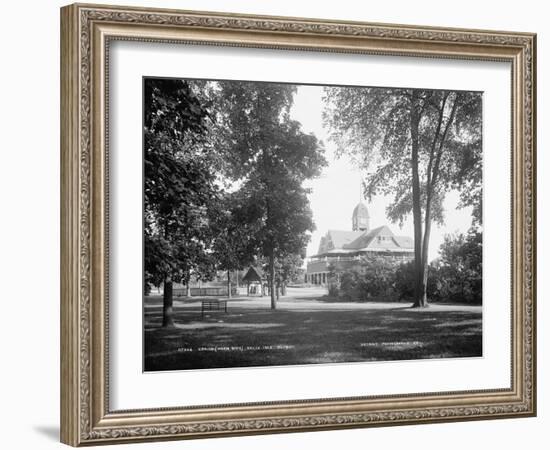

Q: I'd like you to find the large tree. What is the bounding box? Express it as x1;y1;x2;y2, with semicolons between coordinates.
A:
144;78;218;327
215;81;327;309
208;189;260;298
324;87;482;307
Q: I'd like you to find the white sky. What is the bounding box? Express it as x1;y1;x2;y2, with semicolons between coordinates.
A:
290;85;474;263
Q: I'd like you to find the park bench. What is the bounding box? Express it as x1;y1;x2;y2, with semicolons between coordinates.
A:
201;299;228;318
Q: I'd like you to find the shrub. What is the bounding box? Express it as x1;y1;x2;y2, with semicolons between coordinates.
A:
330;228;481;304
393;261;415;301
393;260;439;302
336;256;399;301
430;230;482;304
338;269;362;300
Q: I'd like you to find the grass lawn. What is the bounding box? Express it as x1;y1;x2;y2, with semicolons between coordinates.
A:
144;288;482;371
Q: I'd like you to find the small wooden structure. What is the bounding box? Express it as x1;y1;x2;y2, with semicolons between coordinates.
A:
242;266;266;296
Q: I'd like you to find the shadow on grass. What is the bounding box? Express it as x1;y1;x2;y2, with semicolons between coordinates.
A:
144;300;482;371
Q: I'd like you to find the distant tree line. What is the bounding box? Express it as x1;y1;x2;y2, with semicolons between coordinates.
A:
329;228;482;305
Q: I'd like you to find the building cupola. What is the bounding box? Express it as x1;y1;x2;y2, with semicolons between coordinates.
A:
352;181;370;232
352;201;370;232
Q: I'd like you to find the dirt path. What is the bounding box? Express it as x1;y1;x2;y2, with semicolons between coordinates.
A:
145;286;482;314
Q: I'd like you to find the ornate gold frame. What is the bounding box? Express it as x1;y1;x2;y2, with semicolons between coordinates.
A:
60;3;536;446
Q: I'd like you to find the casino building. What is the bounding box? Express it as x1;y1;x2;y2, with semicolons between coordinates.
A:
305;199;414;285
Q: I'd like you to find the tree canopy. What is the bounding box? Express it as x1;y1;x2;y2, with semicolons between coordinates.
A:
144;78;219;325
324;86;482;306
212;81;327;308
144;78;326;324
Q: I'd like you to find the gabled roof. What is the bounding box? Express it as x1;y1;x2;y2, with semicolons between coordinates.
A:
345;225;394;249
242;266;264;282
318;230;363;254
312;225;413;257
393;236;414;249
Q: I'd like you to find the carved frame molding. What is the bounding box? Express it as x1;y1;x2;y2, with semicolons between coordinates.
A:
60;3;536;446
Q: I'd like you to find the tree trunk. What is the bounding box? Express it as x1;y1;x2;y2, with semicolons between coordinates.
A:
415;93;457;307
410;93;425;308
281;282;287;296
184;270;190;297
162;277;175;327
269;253;277;309
227;269;232;298
418;200;432;307
276;279;280;301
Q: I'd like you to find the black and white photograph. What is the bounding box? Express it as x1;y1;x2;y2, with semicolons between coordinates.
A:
143;77;483;372
0;0;543;447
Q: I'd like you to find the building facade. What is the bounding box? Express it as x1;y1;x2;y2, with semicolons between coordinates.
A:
306;200;414;285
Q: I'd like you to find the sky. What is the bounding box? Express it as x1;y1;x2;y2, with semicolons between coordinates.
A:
289;85;474;263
